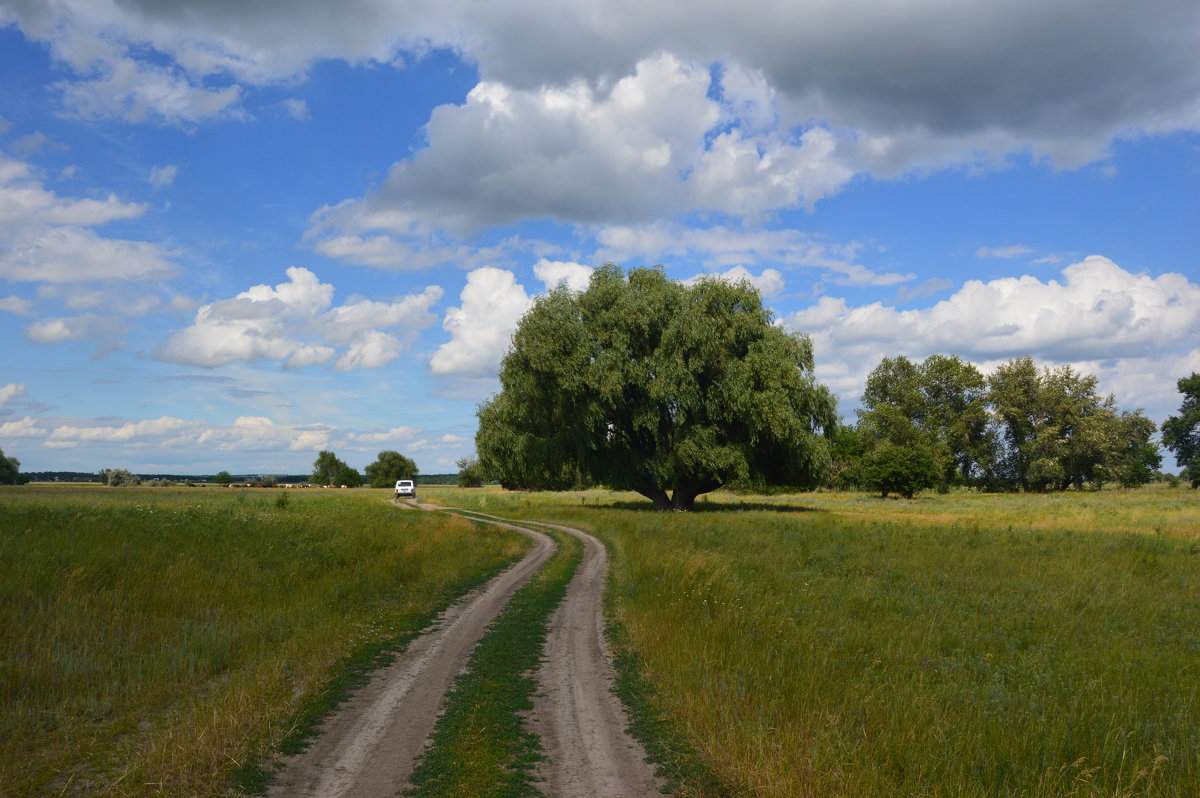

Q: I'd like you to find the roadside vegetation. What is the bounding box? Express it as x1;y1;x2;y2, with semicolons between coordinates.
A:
430;484;1200;797
407;523;582;797
0;485;528;797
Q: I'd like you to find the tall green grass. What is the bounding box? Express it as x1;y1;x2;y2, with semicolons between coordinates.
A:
431;486;1200;797
0;486;528;796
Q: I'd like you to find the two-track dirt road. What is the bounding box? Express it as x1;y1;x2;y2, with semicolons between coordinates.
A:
267;502;663;797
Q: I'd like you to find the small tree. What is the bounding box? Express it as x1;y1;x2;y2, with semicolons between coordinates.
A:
456;457;484;487
861;441;938;499
827;423;866;490
211;470;234;485
365;450;419;488
0;447;24;485
856;405;938;499
101;467;141;487
336;464;363;488
311;450;350;485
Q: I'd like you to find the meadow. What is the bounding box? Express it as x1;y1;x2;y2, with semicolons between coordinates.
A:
431;485;1200;797
0;485;528;796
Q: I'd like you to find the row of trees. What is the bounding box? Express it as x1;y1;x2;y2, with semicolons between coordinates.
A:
836;354;1169;497
474;265;1197;507
310;449;419;488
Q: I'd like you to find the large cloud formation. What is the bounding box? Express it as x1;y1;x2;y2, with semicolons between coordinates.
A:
158;267;442;370
5;0;1198;230
5;0;1197;152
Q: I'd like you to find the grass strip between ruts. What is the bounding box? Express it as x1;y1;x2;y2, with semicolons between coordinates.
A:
406;525;582;797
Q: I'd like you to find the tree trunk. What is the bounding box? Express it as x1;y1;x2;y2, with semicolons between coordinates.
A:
669;478;722;511
634;485;672;511
672;492;696;511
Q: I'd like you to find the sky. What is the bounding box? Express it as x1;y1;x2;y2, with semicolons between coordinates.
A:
0;0;1198;477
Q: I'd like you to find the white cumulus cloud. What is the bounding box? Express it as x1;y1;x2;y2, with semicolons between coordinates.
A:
158;267;440;370
0;415;46;438
533;259;592;292
8;0;1197;174
0;383;27;405
0;155;176;286
430;267;533;378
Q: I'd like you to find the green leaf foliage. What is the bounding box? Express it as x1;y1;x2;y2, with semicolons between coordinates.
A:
364;450;419;488
310;450;361;487
0;448;22;485
860;354;992;489
1162;373;1200;486
476;264;836;510
987;357;1161;491
455;457;484;488
98;467;140;487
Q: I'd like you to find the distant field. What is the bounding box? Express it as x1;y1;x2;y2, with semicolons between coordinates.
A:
0;486;528;797
431;485;1200;797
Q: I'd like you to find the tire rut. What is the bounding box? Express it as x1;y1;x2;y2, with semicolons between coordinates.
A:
266;503;662;797
465;513;664;798
266;512;554;798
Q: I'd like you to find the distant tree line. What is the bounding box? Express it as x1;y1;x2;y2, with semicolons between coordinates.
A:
831;354;1187;497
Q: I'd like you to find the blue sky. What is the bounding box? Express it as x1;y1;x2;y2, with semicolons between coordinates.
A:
1;0;1197;476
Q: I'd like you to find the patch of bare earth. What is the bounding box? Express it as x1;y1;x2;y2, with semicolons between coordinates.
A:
525;520;665;797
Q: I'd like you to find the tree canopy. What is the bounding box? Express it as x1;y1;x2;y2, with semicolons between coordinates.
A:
840;354;1165;496
987;357;1160;491
456;457;484;488
98;467;140;487
310;450;362;487
365;450;419;488
476;264;837;510
0;447;23;485
1162;373;1200;487
858;354;992;489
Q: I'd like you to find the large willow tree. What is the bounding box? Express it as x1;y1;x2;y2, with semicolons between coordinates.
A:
476;264;836;510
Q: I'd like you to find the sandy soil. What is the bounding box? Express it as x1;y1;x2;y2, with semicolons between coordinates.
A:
526;520;665;797
265;502;663;797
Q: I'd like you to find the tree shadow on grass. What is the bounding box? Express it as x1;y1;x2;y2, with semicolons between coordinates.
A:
587;499;827;514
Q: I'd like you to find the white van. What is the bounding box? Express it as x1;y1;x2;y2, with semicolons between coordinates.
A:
395;479;416;500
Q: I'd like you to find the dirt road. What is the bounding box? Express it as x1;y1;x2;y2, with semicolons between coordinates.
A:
266;512;553;798
266;503;663;797
526;519;664;797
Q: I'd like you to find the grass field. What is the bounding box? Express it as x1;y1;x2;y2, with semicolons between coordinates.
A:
0;485;529;796
430;485;1200;797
